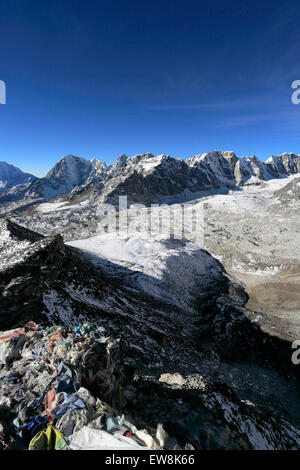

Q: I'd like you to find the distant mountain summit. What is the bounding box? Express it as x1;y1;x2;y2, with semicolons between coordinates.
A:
0;161;36;192
0;154;107;203
42;154;106;199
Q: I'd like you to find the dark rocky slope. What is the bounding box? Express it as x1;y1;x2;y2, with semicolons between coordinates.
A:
1;220;300;449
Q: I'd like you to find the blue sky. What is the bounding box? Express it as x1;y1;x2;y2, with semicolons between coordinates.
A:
1;0;300;176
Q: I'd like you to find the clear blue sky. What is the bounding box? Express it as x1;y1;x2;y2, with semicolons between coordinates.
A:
1;0;300;176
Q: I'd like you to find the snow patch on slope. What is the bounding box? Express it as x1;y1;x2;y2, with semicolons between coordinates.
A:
67;232;225;311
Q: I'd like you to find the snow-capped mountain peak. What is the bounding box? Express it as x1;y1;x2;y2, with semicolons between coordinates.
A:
46;154;90;183
0;161;36;193
89;157;107;175
0;154;107;204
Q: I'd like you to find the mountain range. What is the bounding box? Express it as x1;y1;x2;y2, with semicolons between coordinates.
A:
1;151;300;209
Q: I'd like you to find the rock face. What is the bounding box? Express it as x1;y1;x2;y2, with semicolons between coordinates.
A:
43;154;95;197
56;156;107;200
0;162;36;193
0;220;70;328
187;150;238;189
234;155;272;185
266;153;300;177
233;153;300;185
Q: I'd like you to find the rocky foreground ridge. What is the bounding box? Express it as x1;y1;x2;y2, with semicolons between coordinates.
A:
1;220;300;450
